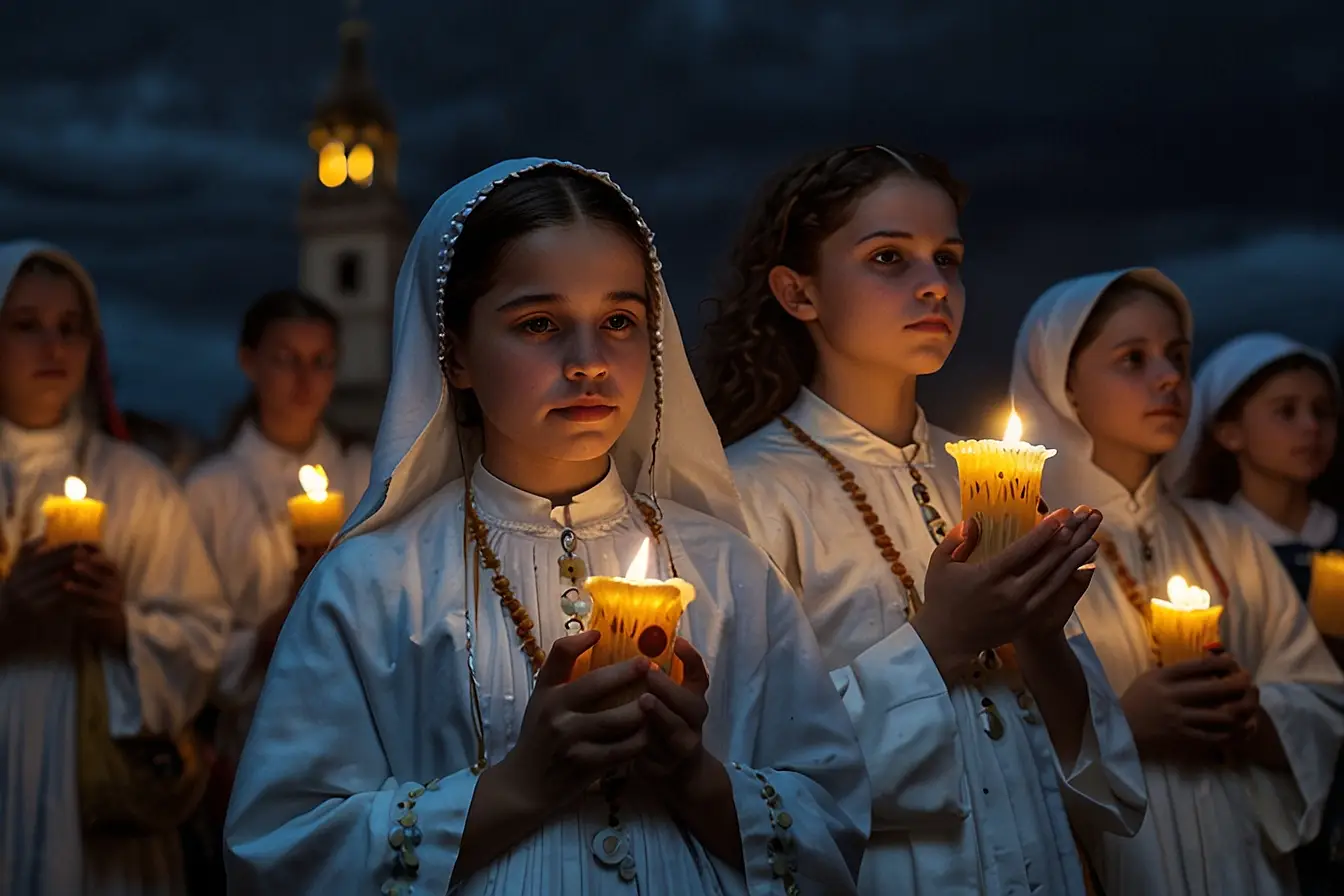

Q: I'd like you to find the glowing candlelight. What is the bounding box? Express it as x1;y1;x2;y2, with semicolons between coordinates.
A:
41;476;106;547
286;464;345;547
1149;575;1224;665
944;409;1057;563
583;537;696;707
1308;551;1344;637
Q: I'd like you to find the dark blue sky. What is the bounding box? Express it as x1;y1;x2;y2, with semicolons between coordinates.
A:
2;0;1341;437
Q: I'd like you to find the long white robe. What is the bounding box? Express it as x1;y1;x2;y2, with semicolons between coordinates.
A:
185;421;370;761
224;460;870;894
0;417;229;896
1062;476;1344;894
726;388;1147;896
1012;267;1344;896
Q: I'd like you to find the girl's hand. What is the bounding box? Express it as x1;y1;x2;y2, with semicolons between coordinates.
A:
914;508;1100;677
1120;654;1249;759
64;545;128;650
499;632;654;816
636;638;711;778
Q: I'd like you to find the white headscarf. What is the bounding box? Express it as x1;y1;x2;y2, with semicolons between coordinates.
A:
1009;267;1193;510
337;158;746;544
1164;332;1340;493
0;239;128;439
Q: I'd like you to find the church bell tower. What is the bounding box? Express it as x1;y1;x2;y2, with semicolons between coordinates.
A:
298;2;408;438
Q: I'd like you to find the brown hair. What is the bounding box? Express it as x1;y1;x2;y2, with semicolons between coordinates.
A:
1185;353;1338;502
699;145;967;446
438;167;658;429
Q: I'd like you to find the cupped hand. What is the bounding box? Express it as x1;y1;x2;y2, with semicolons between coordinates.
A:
914;507;1100;675
500;631;655;815
636;638;711;778
1121;653;1251;758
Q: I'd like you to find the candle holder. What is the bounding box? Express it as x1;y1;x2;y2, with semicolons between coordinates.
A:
42;476;106;546
1308;551;1344;637
944;413;1056;564
1150;576;1224;666
583;538;696;709
287;464;345;547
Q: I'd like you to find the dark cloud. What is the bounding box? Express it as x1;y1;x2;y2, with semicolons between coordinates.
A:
1;0;1341;435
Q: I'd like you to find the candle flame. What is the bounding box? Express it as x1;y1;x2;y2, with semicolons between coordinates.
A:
1164;574;1212;611
1003;410;1024;444
299;464;330;503
624;537;652;580
64;476;87;501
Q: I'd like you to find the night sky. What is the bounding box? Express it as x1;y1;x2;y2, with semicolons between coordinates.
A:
2;0;1341;438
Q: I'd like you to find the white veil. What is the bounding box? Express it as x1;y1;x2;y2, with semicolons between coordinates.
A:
336;158;746;544
1009;267;1193;509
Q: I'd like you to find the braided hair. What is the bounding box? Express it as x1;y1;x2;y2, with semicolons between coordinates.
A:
700;145;967;446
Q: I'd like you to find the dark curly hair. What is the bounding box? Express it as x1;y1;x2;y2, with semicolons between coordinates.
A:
1184;353;1338;503
699;145;968;446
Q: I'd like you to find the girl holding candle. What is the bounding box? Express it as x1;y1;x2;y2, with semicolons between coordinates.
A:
1166;332;1343;892
1011;269;1344;895
0;240;228;895
224;159;870;895
185;289;370;766
700;145;1146;895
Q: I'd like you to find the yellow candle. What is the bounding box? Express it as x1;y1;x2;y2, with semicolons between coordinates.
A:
1308;551;1344;637
42;476;106;547
583;538;696;708
1150;575;1224;666
944;410;1057;563
286;464;345;547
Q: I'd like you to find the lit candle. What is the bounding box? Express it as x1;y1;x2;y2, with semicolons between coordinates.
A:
583;538;696;708
42;476;106;547
286;464;345;547
1308;551;1344;637
1150;575;1224;666
944;410;1057;563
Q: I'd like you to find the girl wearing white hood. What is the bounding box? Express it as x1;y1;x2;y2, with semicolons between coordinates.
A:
0;241;228;895
1167;332;1343;892
700;145;1146;895
224;159;869;895
1011;268;1344;894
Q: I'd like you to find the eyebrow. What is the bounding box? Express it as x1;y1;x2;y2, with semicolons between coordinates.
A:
854;229;964;247
494;290;647;313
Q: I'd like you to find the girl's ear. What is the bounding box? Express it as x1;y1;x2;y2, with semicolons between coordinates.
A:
767;265;820;323
444;334;471;390
1212;419;1246;453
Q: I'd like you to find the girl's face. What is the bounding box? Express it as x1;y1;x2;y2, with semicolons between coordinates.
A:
1067;288;1192;459
446;221;650;468
0;271;93;427
773;176;965;377
240;319;339;426
1217;366;1338;485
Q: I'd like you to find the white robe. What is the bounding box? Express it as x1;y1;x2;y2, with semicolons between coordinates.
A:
1012;267;1344;895
1052;475;1344;894
0;417;229;896
224;460;870;895
185;421;370;760
726;388;1147;896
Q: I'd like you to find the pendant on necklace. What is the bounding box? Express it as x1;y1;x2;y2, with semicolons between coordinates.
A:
592;826;631;866
980;697;1006;740
558;555;587;581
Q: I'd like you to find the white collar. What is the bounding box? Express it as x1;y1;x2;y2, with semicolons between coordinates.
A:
783;387;935;469
470;457;631;535
1230;493;1339;548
